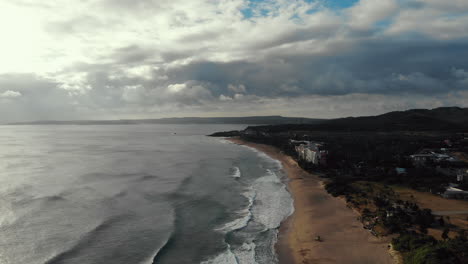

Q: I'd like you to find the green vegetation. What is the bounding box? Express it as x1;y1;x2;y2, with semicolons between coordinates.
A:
392;232;467;264
325;181;438;236
223;107;468;263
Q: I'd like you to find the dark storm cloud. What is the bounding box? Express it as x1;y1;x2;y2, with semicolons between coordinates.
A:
161;36;468;98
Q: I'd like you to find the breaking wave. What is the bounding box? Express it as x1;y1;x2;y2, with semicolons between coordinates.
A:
231;167;241;178
207;148;294;264
216;189;255;233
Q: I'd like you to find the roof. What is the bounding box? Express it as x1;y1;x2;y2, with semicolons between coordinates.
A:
410;154;433;158
396;168;407;174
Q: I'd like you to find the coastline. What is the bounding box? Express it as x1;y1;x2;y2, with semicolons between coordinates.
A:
228;137;395;264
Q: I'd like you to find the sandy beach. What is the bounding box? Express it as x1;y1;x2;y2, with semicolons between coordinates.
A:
228;138;395;264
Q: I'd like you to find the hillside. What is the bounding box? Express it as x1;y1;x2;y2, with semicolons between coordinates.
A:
246;107;468;132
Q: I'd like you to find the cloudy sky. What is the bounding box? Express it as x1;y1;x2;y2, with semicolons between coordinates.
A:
1;0;468;122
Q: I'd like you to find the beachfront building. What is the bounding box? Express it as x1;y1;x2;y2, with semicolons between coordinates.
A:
457;169;468;182
442;187;468;200
291;140;327;166
410;154;434;167
395;168;407;175
410;149;458;167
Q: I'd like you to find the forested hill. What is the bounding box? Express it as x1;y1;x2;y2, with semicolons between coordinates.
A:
245;107;468;132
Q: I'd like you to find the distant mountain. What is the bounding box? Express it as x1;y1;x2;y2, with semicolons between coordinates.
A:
322;107;468;131
6;116;325;126
246;107;468;132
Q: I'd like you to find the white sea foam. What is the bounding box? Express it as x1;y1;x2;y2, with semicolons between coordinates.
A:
217;138;232;144
214;141;294;264
216;189;255;233
232;243;258;264
246;168;293;230
231;167;241;178
238;145;283;170
203;242;258;264
201;245;239;264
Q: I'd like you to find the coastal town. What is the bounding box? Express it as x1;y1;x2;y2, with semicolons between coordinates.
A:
240;126;468;200
290;138;468;200
211;108;468;264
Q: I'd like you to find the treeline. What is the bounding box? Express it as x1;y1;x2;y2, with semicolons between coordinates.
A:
244;107;468;132
241;131;467;191
393;232;467;264
237;131;468;264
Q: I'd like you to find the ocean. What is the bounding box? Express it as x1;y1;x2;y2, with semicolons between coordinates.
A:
0;124;293;264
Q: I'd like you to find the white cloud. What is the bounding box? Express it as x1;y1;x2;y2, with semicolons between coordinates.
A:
122;85;144;103
0;90;21;98
167;83;186;93
386;0;468;39
234;93;244;100
55;72;91;94
219;94;232;101
228;84;246;93
347;0;398;30
0;0;467;122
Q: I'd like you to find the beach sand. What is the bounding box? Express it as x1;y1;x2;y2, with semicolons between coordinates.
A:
228;138;395;264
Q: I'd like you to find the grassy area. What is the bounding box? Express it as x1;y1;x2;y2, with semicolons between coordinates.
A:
393;186;468;239
452;152;468;163
325;180;468;263
392;232;467;264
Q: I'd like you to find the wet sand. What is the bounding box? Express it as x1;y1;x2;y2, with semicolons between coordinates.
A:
228;138;395;264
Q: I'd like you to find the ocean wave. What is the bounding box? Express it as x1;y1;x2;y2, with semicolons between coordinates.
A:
216;189;255;233
254;169;280;183
231;243;257;264
202;242;259;264
200;244;238;264
150;231;175;264
237;145;283;170
45;195;66;202
212;166;293;264
217;138;232;144
137;174;160;182
231;167;241;178
251;169;293;230
44;214;132;264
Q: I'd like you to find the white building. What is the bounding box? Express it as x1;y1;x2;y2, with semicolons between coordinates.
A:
442;187;468;199
457;169;468;182
294;141;325;165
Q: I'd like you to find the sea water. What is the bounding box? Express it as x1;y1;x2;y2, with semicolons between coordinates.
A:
0;124;293;264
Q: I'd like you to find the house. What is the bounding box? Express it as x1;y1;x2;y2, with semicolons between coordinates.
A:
442;187;468;200
456;169;468;182
410;154;434;166
244;128;258;136
319;150;328;166
443;139;452;147
410;149;457;167
395;168;407;175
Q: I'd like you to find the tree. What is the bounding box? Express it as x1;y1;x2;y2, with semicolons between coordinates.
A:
419;225;428;234
438;217;445;227
456;229;466;241
442;227;449;241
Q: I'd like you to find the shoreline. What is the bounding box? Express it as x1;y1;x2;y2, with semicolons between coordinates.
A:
228;137;395;264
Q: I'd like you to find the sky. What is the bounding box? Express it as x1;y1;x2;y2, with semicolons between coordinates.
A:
0;0;468;122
